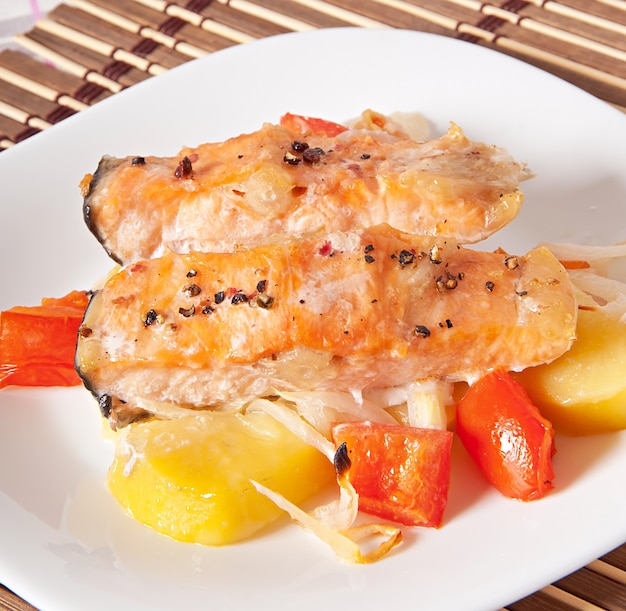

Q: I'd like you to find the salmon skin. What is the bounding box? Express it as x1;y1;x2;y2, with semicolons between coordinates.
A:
76;224;576;430
81;115;529;265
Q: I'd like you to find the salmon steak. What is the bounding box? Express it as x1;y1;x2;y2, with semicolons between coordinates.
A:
81;113;529;265
75;224;576;430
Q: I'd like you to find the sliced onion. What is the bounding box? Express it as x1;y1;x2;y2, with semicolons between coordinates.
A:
311;473;358;531
247;397;336;460
362;386;410;408
542;241;626;263
540;241;626;323
251;478;402;564
346;109;430;141
406;380;454;430
133;397;211;420
275;390;398;436
569;270;626;323
247;397;403;563
544;240;626;286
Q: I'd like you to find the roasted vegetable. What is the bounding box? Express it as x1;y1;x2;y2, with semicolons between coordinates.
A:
0;290;89;388
108;411;334;545
517;307;626;435
455;369;556;501
332;420;453;527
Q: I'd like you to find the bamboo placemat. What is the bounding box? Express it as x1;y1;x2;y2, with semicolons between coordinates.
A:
1;1;626;610
0;0;625;149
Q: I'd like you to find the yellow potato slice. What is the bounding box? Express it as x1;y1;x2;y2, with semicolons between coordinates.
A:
517;307;626;436
108;411;334;544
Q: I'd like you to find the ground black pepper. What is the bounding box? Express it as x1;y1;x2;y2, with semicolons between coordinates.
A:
415;325;431;338
291;140;309;152
398;250;415;266
182;283;201;297
505;256;519;270
144;309;159;326
283;152;301;166
429;245;443;264
257;294;275;309
231;292;249;305
179;305;195;317
436;273;459;292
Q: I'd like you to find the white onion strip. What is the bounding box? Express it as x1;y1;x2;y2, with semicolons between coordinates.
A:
311;472;358;532
569;270;626;323
247;397;336;461
542;241;626;262
248;397;403;562
134;398;206;420
540;240;626;324
276;389;398;437
406;380;453;430
251;479;402;564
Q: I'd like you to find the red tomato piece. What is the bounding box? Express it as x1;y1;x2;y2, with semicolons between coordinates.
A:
280;113;348;137
455;369;556;501
0;290;90;388
331;421;453;528
40;290;91;309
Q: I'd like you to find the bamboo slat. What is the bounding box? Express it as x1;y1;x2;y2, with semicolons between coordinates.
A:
2;0;624;150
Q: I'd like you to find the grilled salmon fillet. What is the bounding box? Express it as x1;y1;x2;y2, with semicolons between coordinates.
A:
75;224;576;430
81;115;529;265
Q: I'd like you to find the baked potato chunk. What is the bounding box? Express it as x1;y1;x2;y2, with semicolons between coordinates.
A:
108;411;334;544
518;306;626;436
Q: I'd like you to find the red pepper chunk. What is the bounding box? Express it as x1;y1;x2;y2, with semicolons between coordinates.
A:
331;421;453;528
0;290;90;388
455;369;556;501
280;113;348;137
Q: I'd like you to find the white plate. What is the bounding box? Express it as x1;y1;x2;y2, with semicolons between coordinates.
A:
1;28;625;611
